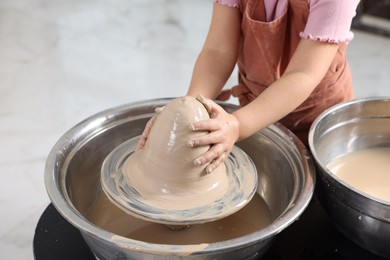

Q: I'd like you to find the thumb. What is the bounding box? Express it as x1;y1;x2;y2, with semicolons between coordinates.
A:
196;95;221;118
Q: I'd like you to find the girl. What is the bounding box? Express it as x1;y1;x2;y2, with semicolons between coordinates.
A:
140;0;360;173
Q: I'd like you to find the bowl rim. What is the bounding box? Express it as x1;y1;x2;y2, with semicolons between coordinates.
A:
45;97;316;255
308;96;390;206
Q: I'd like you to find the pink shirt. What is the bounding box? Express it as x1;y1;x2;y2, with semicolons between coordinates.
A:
215;0;360;43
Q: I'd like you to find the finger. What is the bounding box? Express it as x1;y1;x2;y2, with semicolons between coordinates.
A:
155;105;165;114
137;115;156;148
138;105;166;148
188;130;224;148
189;119;222;132
195;95;211;114
137;136;147;149
196;95;223;118
206;152;227;173
194;143;226;166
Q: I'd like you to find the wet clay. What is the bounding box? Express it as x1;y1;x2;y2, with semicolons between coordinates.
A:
123;96;229;210
86;192;272;244
327;147;390;202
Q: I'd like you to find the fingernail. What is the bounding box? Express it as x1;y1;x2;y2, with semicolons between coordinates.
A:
206;165;215;174
194;158;203;166
188;139;199;147
188;123;196;131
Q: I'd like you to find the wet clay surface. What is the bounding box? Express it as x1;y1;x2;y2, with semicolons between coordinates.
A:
100;96;258;225
86;192;272;244
123;96;229;210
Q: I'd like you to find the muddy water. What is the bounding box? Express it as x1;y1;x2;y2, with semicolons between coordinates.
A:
86;192;272;244
327;147;390;202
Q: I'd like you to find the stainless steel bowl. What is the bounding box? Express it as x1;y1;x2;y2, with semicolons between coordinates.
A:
309;97;390;258
45;98;315;260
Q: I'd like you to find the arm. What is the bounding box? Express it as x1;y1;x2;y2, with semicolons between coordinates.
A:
186;3;241;99
138;3;240;149
233;39;339;140
191;39;339;172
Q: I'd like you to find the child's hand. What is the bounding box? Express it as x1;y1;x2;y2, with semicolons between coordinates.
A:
189;95;240;173
137;106;165;149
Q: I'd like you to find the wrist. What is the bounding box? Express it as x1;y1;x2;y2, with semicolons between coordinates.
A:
232;110;254;141
229;113;241;143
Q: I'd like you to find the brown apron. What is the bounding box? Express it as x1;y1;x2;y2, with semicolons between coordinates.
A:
218;0;354;145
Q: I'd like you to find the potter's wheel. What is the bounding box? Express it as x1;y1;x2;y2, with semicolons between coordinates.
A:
101;136;258;225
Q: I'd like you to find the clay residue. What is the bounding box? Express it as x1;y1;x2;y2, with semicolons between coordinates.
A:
111;235;209;257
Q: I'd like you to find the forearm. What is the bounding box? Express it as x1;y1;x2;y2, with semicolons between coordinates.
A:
233;39;340;140
187;47;237;99
233;72;317;140
187;3;241;99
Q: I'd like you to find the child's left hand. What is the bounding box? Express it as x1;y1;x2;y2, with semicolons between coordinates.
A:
189;95;240;173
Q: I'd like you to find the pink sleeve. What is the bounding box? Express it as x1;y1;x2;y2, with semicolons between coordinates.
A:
300;0;360;43
214;0;240;8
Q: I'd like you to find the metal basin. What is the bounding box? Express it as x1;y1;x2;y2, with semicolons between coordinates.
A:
309;97;390;258
45;98;315;259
